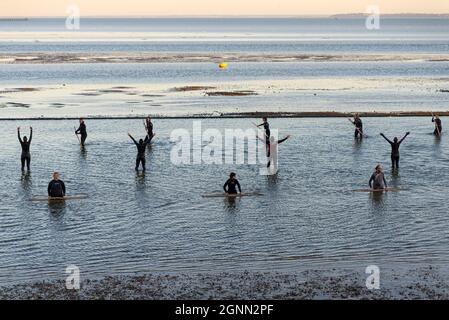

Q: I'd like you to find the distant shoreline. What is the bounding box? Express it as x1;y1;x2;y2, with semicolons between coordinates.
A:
0;111;447;121
1;14;449;19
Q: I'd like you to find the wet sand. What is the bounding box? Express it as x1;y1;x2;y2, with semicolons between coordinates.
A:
1;267;448;300
0;111;448;121
1;52;449;64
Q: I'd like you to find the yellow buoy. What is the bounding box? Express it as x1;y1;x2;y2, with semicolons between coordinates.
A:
219;62;228;70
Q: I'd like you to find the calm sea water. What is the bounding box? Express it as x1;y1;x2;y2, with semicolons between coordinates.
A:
0;118;448;285
1;18;449;117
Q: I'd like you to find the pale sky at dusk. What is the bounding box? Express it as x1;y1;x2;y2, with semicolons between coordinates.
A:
2;0;449;17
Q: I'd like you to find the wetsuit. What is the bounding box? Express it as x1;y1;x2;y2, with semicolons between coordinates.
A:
75;122;87;146
369;172;388;190
223;178;242;194
267;136;289;168
145;120;154;142
48;179;66;197
260;122;271;156
18;129;32;171
354;118;363;138
432;118;442;136
381;134;408;169
131;136;149;171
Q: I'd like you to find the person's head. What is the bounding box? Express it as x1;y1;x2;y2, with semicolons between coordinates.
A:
139;138;144;145
23;136;28;143
375;164;383;173
435;114;440;119
262;117;267;122
147;115;151;120
393;137;398;143
230;172;237;180
79;118;84;124
355;113;360;119
53;172;60;180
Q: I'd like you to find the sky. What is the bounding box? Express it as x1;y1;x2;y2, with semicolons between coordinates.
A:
2;0;449;17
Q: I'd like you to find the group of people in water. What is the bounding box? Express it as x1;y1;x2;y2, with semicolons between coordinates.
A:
350;113;442;191
16;113;443;198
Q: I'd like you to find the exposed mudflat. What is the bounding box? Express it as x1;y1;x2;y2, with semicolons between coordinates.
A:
1;267;448;300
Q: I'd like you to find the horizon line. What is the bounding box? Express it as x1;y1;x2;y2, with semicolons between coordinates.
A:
1;13;449;19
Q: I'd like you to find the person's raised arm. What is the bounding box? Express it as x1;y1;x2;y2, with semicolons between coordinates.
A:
399;132;410;145
278;135;291;144
17;127;22;143
380;133;393;144
29;127;33;143
128;133;138;145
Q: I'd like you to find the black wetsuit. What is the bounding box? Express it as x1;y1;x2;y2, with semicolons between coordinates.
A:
432;118;442;136
354;118;363;138
18;130;32;171
48;179;66;197
369;172;387;189
75;122;87;146
223;178;242;194
145;120;154;142
382;134;408;169
131;136;149;171
260;122;271;156
266;136;289;168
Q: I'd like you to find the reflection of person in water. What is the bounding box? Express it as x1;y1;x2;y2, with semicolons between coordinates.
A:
18;126;32;172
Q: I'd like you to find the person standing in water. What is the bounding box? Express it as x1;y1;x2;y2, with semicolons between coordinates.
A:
380;132;410;170
349;113;363;138
48;172;66;198
128;133;149;171
432;115;442;136
257;117;271;156
257;133;291;172
17;126;32;172
223;172;242;195
369;164;388;190
75;118;87;146
144;115;155;143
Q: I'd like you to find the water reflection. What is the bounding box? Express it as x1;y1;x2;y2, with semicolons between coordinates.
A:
20;172;32;192
48;201;67;220
223;197;239;213
369;192;386;213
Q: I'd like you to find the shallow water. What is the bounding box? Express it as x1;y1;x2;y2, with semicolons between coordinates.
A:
0;117;448;285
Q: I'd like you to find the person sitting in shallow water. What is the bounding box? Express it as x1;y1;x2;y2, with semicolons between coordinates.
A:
223;172;241;195
369;165;388;190
48;172;66;198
